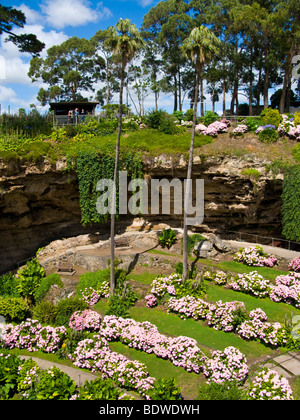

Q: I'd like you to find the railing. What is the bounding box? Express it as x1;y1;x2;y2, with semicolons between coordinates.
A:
224;230;300;252
53;114;95;126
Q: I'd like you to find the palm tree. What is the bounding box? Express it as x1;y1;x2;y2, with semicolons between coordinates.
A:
181;26;221;281
105;19;144;295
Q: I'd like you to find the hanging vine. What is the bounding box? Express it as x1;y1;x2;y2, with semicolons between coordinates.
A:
282;164;300;242
75;150;144;226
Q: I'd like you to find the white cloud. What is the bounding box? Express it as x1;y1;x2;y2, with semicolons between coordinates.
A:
41;0;112;29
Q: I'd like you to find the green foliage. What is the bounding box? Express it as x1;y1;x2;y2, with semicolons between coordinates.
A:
27;366;77;400
258;128;279;143
17;359;40;395
294;112;300;126
105;276;138;318
78;378;122;400
0;272;20;297
174;277;207;299
241;168;261;180
16;258;45;304
282;165;300;241
174;261;197;279
0;351;24;399
260;108;282;129
76;268;111;297
197;380;245;400
181;233;206;255
55;297;89;327
245;117;262;132
147;377;182;400
34;273;63;303
158;228;177;249
202;111;219;126
56;329;86;360
292;143;300;162
184;109;194;122
32;301;58;325
0;296;30;322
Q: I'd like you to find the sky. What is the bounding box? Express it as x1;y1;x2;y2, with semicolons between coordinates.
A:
0;0;171;115
0;0;282;117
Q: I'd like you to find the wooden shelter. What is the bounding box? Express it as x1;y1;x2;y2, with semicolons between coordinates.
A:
50;101;99;125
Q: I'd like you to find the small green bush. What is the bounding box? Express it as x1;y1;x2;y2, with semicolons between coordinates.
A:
245;117;262;132
76;268;110;297
105;277;138;318
197;380;245;400
78;378;123;400
27;366;77;400
55;297;89;327
158;228;177;249
294;111;300;126
32;301;58;325
0;272;20;297
34;273;63;302
0;296;30;322
203;111;219;126
147;377;182;400
146;109;166;129
260;108;282;129
258;128;279;143
0;351;24;399
16;258;45;304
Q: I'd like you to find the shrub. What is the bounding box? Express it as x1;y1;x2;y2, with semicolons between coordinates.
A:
0;296;30;322
27;366;77;400
55;297;89;327
76;268;110;298
105;278;138;318
197;380;245;400
246;367;293;400
146;109;166;129
258;128;279;143
0;272;20;297
202;111;219;126
245;117;262;132
260;108;282;129
32;301;57;325
147;377;182;400
0;351;23;399
294;111;300;126
77;377;123;400
34;273;63;302
16;258;45;304
158;228;177;249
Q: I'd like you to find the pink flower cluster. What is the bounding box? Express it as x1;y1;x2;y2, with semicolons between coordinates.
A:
150;273;181;297
145;294;157;308
71;333;155;397
100;315;206;373
202;346;249;385
247;367;294;400
234;246;278;267
81;284;110;305
289;257;300;273
195;121;228;137
233;124;248;134
167;295;288;348
3;319;67;353
269;272;300;308
230;271;270;298
69;309;102;331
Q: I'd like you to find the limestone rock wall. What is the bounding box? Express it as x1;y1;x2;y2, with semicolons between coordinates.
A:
0;154;282;273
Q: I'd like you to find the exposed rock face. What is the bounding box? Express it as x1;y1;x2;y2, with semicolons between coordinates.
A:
0;154;282;274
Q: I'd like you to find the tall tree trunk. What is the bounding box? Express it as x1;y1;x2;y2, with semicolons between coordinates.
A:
174;74;178;112
222;81;226;116
200;77;204;116
249;47;253;116
110;58;125;296
263;45;270;109
182;70;200;282
280;47;294;114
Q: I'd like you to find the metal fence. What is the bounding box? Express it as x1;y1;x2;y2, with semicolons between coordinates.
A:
224;230;300;252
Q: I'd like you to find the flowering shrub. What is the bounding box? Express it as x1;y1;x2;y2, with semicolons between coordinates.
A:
17;359;41;397
234;246;278;267
145;294;157;308
69;309;102;331
3;319;67;352
230;271;270;298
289;257;300;272
233;124;248;135
269;272;300;308
202;347;249;385
81;284;110;305
195;121;228;136
71;333;155;397
246;367;294;400
204;270;228;285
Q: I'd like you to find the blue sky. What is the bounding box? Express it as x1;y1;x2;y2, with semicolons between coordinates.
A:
0;0;167;115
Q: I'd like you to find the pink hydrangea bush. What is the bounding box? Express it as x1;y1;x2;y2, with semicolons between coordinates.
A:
202;346;249;385
69;309;102;331
289;257;300;273
246;367;294;400
234;245;278;267
269;272;300;308
230;271;270;298
3;319;67;353
80;283;110;305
